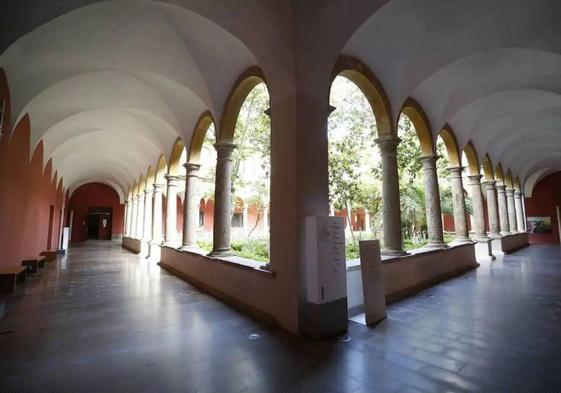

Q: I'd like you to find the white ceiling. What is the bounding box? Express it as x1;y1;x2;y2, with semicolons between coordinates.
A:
0;0;257;198
343;0;561;192
1;0;560;198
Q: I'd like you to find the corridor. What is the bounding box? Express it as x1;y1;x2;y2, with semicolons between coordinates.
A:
1;242;560;392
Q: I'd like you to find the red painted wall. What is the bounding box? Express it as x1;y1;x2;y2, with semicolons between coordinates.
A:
0;68;65;268
525;172;561;244
67;183;124;242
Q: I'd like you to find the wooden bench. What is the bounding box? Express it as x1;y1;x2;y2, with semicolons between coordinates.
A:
21;256;45;273
0;266;27;295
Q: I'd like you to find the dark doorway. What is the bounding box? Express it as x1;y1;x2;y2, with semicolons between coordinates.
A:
47;205;55;250
87;207;112;240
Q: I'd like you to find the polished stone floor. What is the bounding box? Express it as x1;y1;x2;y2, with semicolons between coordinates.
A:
1;241;561;392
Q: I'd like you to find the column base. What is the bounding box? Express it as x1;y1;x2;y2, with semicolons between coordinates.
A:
381;248;408;257
474;236;490;243
500;231;511;236
422;241;448;250
180;244;197;252
450;237;472;246
488;232;502;239
208;248;233;258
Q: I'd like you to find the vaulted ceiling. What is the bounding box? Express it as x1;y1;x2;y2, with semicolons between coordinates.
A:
1;0;560;198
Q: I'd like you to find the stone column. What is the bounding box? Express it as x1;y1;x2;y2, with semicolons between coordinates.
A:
123;200;130;237
152;183;165;244
143;189;153;241
448;166;470;243
421;154;446;248
483;180;501;238
496;184;510;235
136;193;145;239
181;163;201;249
506;188;518;233
210;141;236;257
131;196;138;238
514;191;525;232
376;137;406;255
468;175;488;241
165;175;180;246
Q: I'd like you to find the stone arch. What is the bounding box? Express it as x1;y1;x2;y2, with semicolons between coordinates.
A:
332;55;393;138
505;169;514;189
400;98;434;156
481;154;494;182
463;141;480;176
137;174;146;195
495;163;505;185
155;154;168;185
219;66;267;142
145;166;156;190
438;125;461;167
188;111;215;164
514;176;522;192
168;137;186;176
130;181;137;199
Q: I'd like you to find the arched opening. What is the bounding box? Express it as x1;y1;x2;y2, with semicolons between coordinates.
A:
436;128;469;244
328;74;380;261
192;123;216;251
227;80;271;262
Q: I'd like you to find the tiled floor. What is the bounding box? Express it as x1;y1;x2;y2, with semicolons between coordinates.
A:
1;241;561;392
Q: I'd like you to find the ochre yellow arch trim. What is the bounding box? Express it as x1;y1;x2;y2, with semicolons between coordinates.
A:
438;125;461;167
219;66;267;143
481;154;494;181
495;163;505;184
188;111;215;163
145;166;155;190
332;55;393;139
505;169;514;189
463;141;480;176
137;174;146;194
168;137;186;176
155;154;168;184
514;176;522;192
400;98;434;157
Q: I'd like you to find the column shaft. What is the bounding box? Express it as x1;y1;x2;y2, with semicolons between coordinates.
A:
506;188;517;233
165;175;180;246
421;155;445;248
124;201;129;237
448;167;470;243
210;142;236;256
514;191;525;232
483;181;501;237
376;137;406;255
136;194;145;239
131;197;138;238
152;184;164;243
182;163;201;249
496;185;510;235
143;190;153;241
468;175;488;241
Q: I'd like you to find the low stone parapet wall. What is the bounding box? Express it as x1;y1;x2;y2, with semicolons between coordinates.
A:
159;246;279;325
492;233;529;254
347;243;478;315
122;237;142;254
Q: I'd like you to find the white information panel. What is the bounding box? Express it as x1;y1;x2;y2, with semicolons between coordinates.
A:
305;216;347;304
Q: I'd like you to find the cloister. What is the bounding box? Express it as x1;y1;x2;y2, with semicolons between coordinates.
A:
2;1;561;391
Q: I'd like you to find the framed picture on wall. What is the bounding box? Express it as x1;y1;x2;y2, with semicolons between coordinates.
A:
527;216;552;234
